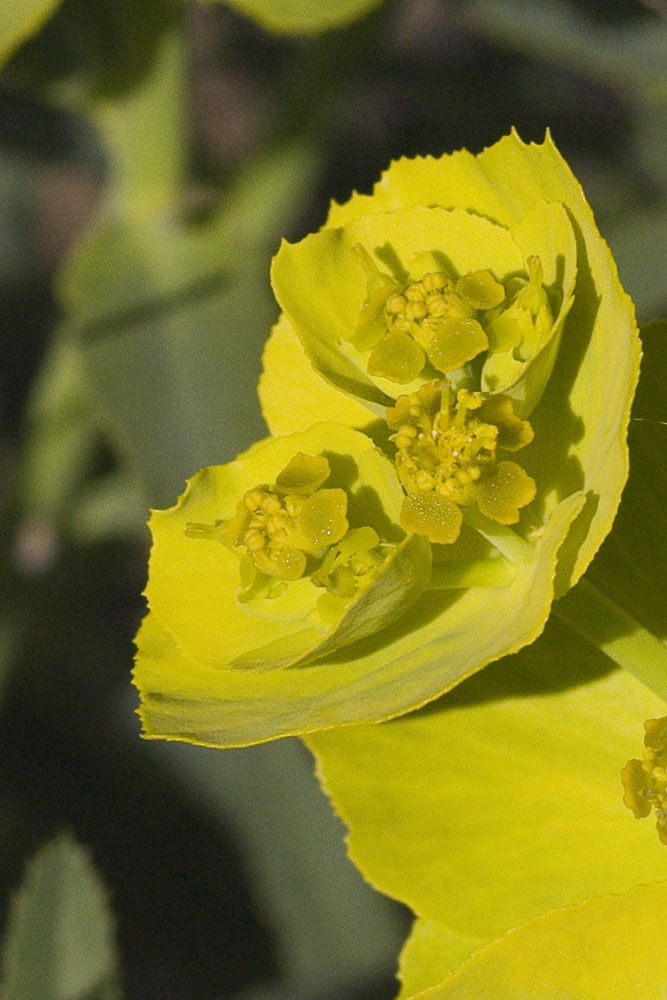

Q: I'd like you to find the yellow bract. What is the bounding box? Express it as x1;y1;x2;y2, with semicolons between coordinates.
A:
136;132;641;747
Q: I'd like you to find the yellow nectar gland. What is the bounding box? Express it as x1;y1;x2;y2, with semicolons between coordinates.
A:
622;716;667;845
386;380;535;544
352;245;505;384
186;452;391;615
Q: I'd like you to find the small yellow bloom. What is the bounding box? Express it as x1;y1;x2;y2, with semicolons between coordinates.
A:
622;716;667;845
386;380;535;543
135;132;641;747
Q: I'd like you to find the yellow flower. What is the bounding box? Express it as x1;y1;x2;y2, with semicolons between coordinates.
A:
135;132;641;747
385;380;535;543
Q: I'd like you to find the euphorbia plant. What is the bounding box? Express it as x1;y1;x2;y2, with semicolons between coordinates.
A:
134;131;641;747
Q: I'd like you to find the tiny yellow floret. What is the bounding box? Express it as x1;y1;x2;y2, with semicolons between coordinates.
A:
386;380;536;543
186;452;397;617
622;716;667;845
350;248;527;384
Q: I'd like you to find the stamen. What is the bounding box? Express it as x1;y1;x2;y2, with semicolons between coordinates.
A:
386;380;536;544
351;248;512;384
184;452;394;615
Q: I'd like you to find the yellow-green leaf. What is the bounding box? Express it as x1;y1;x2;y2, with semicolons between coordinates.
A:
271;201;575;408
278;131;639;595
135;490;581;747
417;880;667;1000
397;918;483;1000
259;313;381;436
307;618;667;941
139;421;430;676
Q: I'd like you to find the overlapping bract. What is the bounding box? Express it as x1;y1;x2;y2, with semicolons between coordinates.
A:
134;131;640;747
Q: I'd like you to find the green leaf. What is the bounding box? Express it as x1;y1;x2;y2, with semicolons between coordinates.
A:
60;142;317;509
418;880;667;1000
306;617;667;943
0;833;119;1000
0;0;61;66
215;0;386;35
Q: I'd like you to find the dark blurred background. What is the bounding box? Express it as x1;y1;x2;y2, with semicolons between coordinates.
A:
0;1;665;998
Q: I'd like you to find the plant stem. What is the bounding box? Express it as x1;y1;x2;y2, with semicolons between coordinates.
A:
554;576;667;702
463;508;535;564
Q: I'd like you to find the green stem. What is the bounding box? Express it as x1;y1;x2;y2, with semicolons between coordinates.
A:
462;508;535;564
554;577;667;702
91;19;186;218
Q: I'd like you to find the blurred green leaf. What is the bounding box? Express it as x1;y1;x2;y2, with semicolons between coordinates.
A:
0;832;120;1000
584;320;666;643
17;335;100;526
0;0;62;66
69;469;148;542
609;209;667;320
465;0;667;97
219;0;386;35
153;737;406;995
6;0;178;97
49;13;320;507
59;141;319;508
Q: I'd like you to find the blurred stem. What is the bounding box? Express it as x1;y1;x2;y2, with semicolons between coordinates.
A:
90;18;186;219
554;577;667;702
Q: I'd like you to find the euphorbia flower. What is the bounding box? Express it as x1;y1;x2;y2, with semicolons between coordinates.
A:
135;132;640;747
136;423;430;680
262;131;639;589
622;715;667;845
385;380;536;544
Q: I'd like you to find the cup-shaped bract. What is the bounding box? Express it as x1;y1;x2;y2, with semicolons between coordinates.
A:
137;422;429;667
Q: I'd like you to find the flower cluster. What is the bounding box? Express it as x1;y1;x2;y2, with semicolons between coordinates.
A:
622;715;667;845
134;131;640;748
